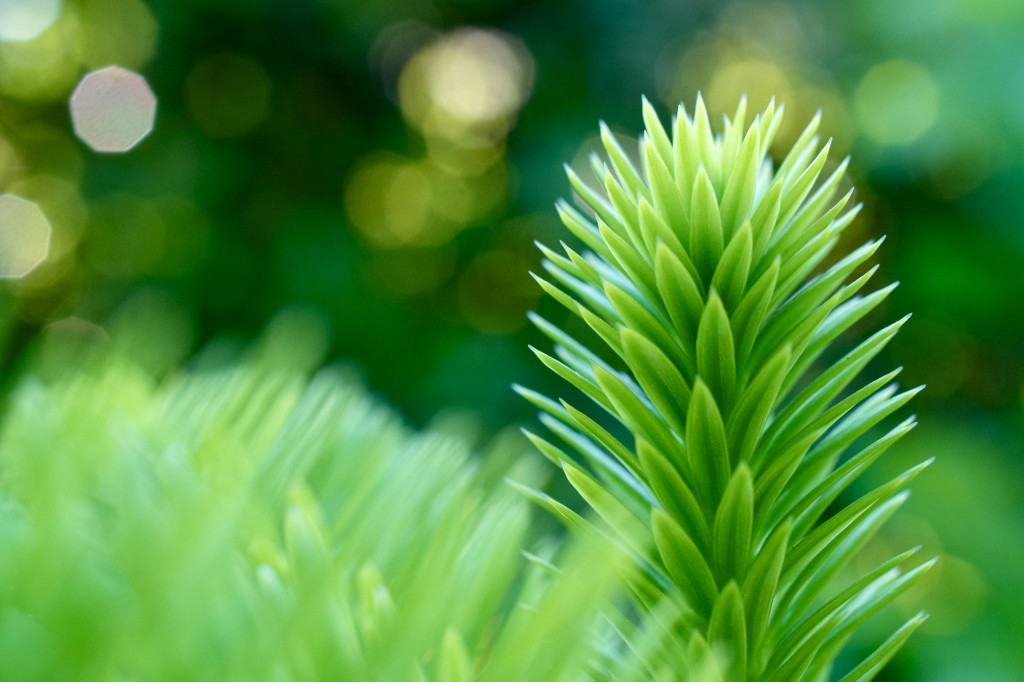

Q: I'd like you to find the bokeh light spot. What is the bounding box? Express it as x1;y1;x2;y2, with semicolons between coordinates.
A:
344;151;503;251
399;28;534;147
854;59;940;146
426;30;528;123
70;66;157;153
186;53;272;138
0;0;61;42
345;155;434;248
8;174;88;267
0;193;52;278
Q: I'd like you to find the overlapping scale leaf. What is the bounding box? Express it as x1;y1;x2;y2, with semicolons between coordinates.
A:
523;96;932;680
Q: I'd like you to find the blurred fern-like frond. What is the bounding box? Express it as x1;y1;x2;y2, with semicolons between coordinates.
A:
0;320;625;682
519;96;933;681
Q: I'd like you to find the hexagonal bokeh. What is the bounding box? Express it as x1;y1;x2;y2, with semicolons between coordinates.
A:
70;66;157;153
0;194;52;278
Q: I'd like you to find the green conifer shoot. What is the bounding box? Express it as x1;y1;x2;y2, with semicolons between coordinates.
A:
519;96;933;681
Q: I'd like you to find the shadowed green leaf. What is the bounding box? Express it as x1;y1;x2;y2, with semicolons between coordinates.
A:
594;365;679;458
713;464;754;582
732;258;780;374
743;519;791;659
690;167;724;282
640;197;689;268
696;292;737;412
654;242;704;355
642;145;689;247
622;327;692;434
605;281;691;375
719;123;761;238
637;438;709;551
708;581;748;678
749;181;783;259
686;379;731;512
711;221;753;311
652;508;719;618
727;344;791;466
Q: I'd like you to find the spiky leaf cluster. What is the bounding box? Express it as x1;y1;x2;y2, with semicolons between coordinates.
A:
520;96;933;681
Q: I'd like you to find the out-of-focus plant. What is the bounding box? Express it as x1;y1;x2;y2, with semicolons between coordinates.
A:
0;316;630;681
519;96;933;680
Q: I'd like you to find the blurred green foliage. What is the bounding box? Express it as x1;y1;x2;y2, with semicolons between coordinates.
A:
1;0;1022;679
0;316;634;681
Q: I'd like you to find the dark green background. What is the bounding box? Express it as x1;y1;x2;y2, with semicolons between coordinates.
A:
1;0;1021;678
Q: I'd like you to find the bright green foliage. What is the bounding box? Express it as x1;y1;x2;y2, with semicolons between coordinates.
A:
0;324;624;681
521;96;932;680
